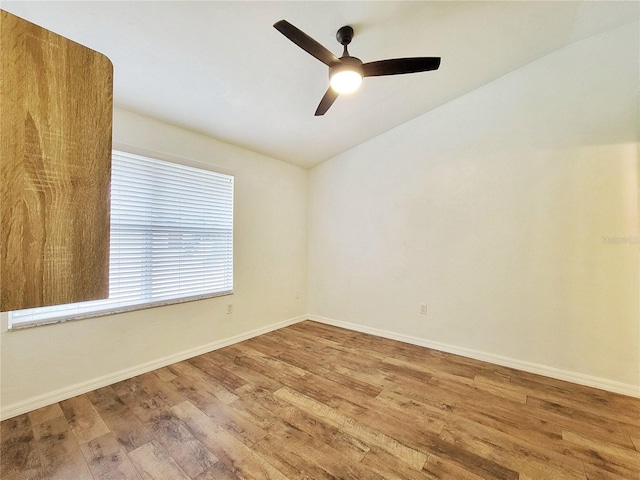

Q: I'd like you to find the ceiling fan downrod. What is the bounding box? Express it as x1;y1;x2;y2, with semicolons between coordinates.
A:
336;25;354;57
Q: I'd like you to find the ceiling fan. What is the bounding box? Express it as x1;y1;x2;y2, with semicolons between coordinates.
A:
274;20;441;116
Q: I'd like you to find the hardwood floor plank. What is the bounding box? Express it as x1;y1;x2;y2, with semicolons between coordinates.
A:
79;432;142;479
32;415;93;480
562;430;640;471
360;447;433;480
450;402;563;450
212;353;285;392
153;367;178;383
422;453;487;480
607;392;640;422
326;393;445;451
216;346;337;403
3;321;640;479
508;370;611;404
168;361;239;405
256;328;320;353
428;375;528;409
226;398;287;442
329;361;391;391
277;404;370;463
244;334;289;357
172;400;289;480
252;433;338;480
526;396;640;445
117;386;173;425
60;394;111;444
128;440;191;480
475;371;617;418
148;413;218;478
274;386;428;471
317;336;389;361
342;329;427;358
259;421;386;480
528;391;640;428
453;383;636;452
225;384;289;432
138;371;188;406
86;386;154;453
111;375;145;398
187;354;248;391
27;403;64;426
274;347;384;398
583;461;640;480
384;356;528;404
375;388;452;423
169;375;268;445
288;320;357;344
383;372;462;412
236;341;391;411
231;343;308;378
193;461;241;480
0;414;42;480
439;420;585;479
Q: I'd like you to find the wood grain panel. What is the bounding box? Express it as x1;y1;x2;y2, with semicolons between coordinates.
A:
1;10;112;311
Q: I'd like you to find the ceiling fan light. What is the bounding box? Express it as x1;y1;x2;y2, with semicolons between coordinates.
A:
330;69;362;94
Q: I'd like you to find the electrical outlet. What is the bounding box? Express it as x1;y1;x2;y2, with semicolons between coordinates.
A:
226;304;233;314
420;304;427;315
295;290;300;300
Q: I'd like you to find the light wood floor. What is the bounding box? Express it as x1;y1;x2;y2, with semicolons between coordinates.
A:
2;321;639;479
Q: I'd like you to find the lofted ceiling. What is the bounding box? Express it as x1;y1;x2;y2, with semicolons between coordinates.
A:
3;1;638;168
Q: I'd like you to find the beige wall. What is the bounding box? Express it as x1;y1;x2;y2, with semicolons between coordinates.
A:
308;23;639;389
0;108;308;414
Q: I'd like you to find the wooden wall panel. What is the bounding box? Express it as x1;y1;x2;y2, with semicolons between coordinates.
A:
1;10;113;312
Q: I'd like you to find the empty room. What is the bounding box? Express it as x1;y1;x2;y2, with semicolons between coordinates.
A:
1;1;638;479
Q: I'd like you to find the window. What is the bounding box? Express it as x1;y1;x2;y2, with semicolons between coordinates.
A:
9;150;234;328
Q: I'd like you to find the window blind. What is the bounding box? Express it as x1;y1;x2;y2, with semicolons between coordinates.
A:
9;150;234;328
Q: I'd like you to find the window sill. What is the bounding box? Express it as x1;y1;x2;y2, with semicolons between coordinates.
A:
8;290;233;331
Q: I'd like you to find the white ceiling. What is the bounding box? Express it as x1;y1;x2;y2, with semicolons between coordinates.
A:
3;1;638;168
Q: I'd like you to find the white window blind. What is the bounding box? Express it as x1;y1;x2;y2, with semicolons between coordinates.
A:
9;150;233;328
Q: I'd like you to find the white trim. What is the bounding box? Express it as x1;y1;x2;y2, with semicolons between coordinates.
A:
111;141;236;176
308;315;640;398
0;315;306;421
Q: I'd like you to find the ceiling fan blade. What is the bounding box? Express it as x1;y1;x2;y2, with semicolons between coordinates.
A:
362;57;441;77
274;20;340;67
315;88;339;116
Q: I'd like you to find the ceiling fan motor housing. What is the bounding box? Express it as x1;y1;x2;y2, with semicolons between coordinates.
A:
329;55;363;80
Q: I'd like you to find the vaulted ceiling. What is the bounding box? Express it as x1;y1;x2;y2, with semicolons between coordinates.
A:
4;1;638;168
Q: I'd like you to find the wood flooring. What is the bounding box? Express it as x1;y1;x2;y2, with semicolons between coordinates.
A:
1;320;639;479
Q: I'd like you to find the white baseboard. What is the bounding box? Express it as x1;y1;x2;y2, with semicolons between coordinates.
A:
0;315;307;421
308;315;640;398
